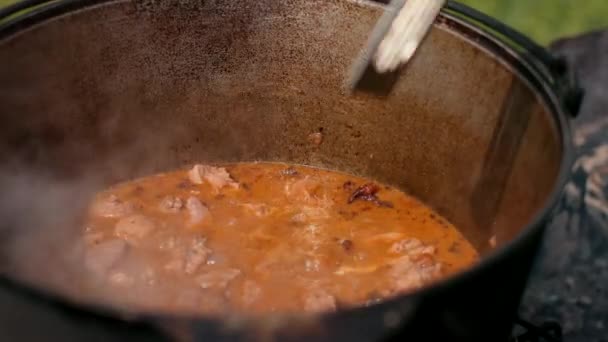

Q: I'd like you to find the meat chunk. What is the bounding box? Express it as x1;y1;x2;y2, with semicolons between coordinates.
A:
186;196;209;224
196;268;241;289
108;254;157;288
388;256;423;290
386;254;442;295
159;196;183;213
304;288;336;313
90;194;133;218
188;165;205;184
388;238;436;256
115;214;156;244
184;237;212;274
85;239;128;276
285;177;330;205
188;164;238;192
386;239;440;294
164;236;212;274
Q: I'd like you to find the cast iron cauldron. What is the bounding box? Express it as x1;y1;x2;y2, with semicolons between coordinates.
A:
0;0;583;341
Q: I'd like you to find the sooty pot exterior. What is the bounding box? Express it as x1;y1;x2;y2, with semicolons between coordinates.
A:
0;0;578;341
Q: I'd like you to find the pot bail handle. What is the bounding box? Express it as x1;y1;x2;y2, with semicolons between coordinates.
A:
0;0;51;21
444;1;584;118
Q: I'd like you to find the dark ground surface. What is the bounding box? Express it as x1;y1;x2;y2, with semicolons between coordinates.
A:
518;30;608;342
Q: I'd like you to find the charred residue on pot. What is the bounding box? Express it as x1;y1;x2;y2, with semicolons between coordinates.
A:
307;131;324;147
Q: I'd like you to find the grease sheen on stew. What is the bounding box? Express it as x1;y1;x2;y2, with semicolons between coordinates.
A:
83;162;478;315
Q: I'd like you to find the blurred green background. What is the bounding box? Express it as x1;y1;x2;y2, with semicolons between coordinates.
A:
0;0;607;45
459;0;608;45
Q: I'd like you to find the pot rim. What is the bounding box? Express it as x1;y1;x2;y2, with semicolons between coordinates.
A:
0;0;576;333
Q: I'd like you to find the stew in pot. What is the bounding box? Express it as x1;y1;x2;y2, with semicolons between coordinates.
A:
82;162;478;315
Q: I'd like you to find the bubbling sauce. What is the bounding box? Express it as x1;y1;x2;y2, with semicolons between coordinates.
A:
82;162;478;315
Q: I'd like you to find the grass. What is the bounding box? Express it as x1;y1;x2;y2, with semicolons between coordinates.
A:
459;0;608;45
0;0;607;45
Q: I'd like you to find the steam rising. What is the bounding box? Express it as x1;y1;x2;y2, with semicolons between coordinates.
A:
0;102;194;308
0;163;99;297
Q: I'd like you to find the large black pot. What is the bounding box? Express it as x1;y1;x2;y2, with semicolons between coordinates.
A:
0;0;583;341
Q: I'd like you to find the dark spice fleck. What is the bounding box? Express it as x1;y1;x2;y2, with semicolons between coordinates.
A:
448;242;461;253
348;183;379;203
131;185;144;196
343;181;356;191
338;210;358;220
376;200;394;208
348;183;393;208
177;180;190;189
340;239;353;251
